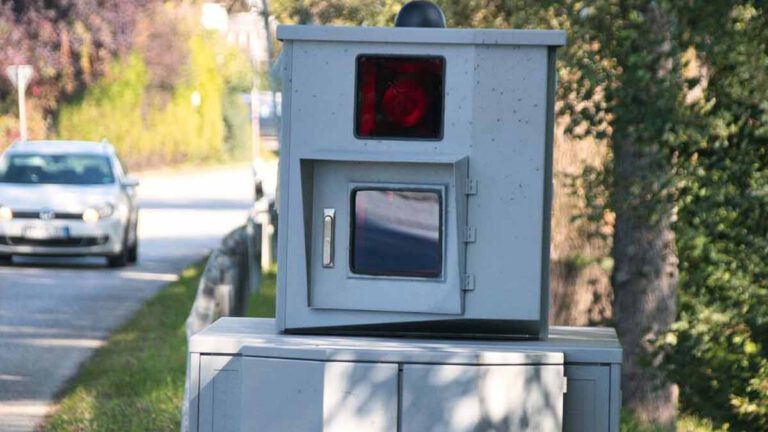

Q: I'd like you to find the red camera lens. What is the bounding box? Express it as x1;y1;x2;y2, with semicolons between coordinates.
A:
355;55;444;139
382;78;427;127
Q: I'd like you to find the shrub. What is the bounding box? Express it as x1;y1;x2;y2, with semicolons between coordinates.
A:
56;30;250;169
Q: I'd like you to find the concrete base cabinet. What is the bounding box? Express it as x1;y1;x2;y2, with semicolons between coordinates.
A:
188;318;621;432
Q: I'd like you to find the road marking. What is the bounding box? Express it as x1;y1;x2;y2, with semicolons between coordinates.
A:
117;271;180;282
0;400;50;417
0;400;51;432
1;337;105;349
0;375;26;382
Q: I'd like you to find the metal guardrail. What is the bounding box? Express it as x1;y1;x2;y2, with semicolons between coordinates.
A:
181;197;276;432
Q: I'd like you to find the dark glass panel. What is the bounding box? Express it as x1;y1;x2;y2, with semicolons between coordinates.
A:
351;188;442;278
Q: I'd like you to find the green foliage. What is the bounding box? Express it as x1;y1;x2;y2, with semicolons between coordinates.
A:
223;90;251;157
622;410;724;432
622;410;671;432
56;31;240;168
271;0;402;25
220;44;254;158
52;1;255;169
221;44;257;93
56;53;148;159
0;0;161;110
659;2;768;430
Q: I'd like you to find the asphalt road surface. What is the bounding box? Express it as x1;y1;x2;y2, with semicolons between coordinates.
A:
0;165;253;432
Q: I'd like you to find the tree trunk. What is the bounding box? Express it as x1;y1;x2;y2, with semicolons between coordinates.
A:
612;138;679;428
609;2;681;428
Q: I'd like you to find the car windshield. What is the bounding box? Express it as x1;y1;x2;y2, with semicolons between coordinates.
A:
0;153;115;185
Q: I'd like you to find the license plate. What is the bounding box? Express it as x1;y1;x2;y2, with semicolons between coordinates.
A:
23;225;70;240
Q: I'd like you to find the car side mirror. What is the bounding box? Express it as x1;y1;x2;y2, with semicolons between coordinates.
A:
122;177;140;188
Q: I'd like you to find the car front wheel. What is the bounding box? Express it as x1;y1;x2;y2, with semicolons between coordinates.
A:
0;254;11;266
127;220;138;264
127;239;138;264
107;243;128;268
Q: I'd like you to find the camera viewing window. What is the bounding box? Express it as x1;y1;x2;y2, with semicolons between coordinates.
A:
355;55;445;140
351;188;443;278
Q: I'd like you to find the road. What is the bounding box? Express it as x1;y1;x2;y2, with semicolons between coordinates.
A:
0;165;253;432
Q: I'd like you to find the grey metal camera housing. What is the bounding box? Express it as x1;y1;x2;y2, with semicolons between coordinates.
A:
275;25;565;339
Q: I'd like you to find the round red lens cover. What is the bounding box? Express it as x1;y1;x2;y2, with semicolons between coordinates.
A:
382;78;427;127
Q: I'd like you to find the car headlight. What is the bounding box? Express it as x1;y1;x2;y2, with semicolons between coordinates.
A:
97;203;115;218
82;208;100;223
0;205;12;221
82;204;114;223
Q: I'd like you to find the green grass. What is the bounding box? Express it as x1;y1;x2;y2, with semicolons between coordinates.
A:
40;264;276;431
247;268;276;318
41;262;205;432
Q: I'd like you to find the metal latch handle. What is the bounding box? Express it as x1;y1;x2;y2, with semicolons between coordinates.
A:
322;208;335;267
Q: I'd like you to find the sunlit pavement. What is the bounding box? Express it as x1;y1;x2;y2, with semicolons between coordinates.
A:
0;165;253;432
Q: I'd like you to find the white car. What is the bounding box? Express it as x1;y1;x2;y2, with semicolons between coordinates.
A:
0;140;139;267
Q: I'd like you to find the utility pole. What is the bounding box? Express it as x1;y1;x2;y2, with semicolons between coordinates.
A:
251;70;262;159
245;0;273;272
5;65;34;141
259;0;278;124
246;0;271;159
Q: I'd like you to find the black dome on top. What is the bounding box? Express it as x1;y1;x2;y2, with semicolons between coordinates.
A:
395;1;446;28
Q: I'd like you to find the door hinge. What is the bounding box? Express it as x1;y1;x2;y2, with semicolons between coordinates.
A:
465;179;478;195
462;273;476;291
463;226;477;243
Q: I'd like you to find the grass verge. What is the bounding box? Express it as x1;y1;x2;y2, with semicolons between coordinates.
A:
40;262;205;432
247;268;276;318
40;265;277;432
